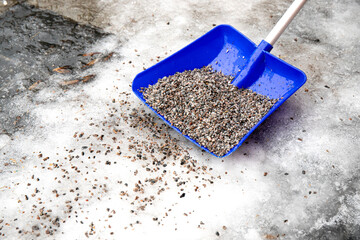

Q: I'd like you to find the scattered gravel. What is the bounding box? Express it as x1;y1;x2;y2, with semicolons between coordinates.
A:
0;91;217;238
141;66;278;156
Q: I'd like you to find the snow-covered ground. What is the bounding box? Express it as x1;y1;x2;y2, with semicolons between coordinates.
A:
0;0;359;239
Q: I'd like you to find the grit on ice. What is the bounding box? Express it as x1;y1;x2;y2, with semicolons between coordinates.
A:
0;0;359;239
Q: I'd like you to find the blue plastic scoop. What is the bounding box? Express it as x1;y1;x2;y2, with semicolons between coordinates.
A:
132;0;307;157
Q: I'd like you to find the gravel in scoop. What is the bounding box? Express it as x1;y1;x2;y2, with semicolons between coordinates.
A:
141;66;278;157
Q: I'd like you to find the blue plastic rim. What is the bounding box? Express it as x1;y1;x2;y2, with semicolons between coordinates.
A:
132;24;307;157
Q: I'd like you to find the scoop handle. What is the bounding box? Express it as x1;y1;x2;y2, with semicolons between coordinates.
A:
264;0;307;46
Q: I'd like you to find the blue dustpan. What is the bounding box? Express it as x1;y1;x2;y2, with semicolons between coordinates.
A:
132;0;307;157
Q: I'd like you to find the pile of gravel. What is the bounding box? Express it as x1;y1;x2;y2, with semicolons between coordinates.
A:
141;66;277;156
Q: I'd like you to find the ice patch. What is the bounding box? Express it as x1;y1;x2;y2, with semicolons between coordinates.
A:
0;134;10;149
